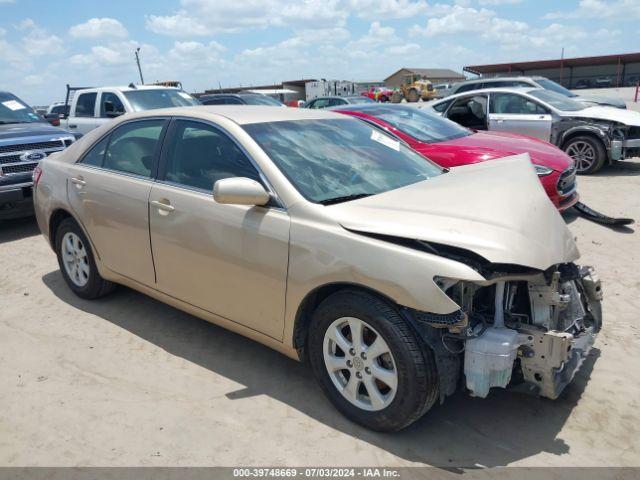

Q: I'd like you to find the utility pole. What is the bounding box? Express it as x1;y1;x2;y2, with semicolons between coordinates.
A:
135;47;145;85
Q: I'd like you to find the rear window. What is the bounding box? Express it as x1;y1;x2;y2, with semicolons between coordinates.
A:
75;92;97;117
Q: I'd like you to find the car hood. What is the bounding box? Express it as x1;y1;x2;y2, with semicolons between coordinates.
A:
420;131;571;171
0;122;71;141
576;94;627;109
328;154;579;271
564;106;640;126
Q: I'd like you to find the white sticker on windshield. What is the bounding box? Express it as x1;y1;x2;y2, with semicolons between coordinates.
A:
371;130;400;151
2;100;27;111
177;91;192;100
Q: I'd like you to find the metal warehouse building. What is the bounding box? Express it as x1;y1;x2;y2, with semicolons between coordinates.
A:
464;52;640;89
384;68;466;88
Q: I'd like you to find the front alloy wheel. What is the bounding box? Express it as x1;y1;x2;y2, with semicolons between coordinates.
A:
564;136;606;174
308;289;439;431
323;317;397;411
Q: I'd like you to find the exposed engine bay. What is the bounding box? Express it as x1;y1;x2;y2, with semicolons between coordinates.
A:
410;263;602;401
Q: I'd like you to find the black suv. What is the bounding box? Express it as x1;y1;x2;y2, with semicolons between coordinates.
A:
1;91;75;219
198;92;285;107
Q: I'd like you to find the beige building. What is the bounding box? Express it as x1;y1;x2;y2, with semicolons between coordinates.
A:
384;68;466;88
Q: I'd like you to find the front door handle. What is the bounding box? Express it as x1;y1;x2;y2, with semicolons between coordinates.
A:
70;176;86;186
68;125;78;129
150;199;175;213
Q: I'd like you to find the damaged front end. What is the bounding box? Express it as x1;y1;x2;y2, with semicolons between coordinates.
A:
408;263;602;401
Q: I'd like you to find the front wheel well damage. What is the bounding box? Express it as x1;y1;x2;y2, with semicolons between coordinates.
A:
292;283;397;359
561;130;607;151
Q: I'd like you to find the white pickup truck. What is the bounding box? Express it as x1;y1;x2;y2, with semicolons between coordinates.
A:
61;85;200;135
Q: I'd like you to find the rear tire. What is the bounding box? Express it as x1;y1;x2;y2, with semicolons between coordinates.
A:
55;218;115;299
308;290;438;432
563;135;606;174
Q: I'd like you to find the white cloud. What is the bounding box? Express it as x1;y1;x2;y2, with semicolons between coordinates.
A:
146;0;347;36
544;0;640;20
69;18;128;39
409;5;586;53
348;0;430;19
478;0;522;5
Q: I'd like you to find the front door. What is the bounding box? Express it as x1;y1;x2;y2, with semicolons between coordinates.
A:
148;119;290;340
66;118;167;285
488;92;553;141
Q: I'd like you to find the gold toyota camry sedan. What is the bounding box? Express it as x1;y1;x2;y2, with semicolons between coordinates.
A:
33;106;602;431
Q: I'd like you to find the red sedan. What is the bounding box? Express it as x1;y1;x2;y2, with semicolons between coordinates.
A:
362;86;394;103
335;104;578;211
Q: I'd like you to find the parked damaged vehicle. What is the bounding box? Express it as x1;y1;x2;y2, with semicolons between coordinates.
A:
33;106;602;431
335;104;577;211
426;87;640;174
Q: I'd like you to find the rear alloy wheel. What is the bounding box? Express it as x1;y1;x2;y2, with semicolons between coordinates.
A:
308;290;438;431
55;217;115;299
564;136;606;174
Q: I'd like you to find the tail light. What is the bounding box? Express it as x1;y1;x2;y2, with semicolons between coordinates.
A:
32;165;43;187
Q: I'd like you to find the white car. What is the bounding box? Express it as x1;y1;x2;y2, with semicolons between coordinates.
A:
61;85;200;135
425;87;640;174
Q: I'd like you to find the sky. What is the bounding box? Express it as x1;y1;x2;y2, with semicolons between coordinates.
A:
0;0;638;105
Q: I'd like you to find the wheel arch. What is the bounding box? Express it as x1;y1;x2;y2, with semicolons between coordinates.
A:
48;208;100;260
559;127;609;154
292;282;398;358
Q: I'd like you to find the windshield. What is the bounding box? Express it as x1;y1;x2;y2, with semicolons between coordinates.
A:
0;92;43;124
243;119;442;204
529;90;585;111
365;106;470;143
123;89;199;111
242;95;284;106
536;78;577;98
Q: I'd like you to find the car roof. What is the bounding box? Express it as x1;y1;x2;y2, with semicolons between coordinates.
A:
76;85;181;93
333;103;415;113
200;93;262;98
435;86;542;101
117;105;347;125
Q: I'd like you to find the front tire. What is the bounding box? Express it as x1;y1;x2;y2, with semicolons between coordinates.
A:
564;135;606;174
308;290;438;431
55;218;115;299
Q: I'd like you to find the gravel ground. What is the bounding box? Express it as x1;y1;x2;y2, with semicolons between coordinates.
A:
0;160;639;468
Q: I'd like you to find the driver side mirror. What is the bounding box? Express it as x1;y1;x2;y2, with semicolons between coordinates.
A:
103;101;123;118
213;177;270;206
43;113;60;127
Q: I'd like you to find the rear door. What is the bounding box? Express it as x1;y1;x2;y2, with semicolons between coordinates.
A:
148;118;290;339
66;118;168;285
488;92;552;141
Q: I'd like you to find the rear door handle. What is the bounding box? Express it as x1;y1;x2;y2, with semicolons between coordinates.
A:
150;199;175;213
68;125;78;129
70;176;86;186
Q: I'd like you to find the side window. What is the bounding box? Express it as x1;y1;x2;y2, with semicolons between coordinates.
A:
74;92;97;118
80;136;109;167
447;95;488;129
313;99;329;109
306;100;317;109
103;119;165;177
432;99;453;113
100;92;125;118
329;98;346;107
490;93;549;115
164;120;260;191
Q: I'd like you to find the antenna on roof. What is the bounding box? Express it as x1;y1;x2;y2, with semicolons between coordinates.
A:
128;83;137;89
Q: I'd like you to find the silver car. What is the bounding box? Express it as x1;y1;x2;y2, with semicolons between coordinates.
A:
448;76;627;109
425;87;640;174
304;96;375;109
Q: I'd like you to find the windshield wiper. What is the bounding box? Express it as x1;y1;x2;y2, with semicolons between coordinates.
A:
319;193;374;205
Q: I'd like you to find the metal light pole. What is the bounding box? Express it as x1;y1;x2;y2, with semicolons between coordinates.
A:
135;47;145;85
